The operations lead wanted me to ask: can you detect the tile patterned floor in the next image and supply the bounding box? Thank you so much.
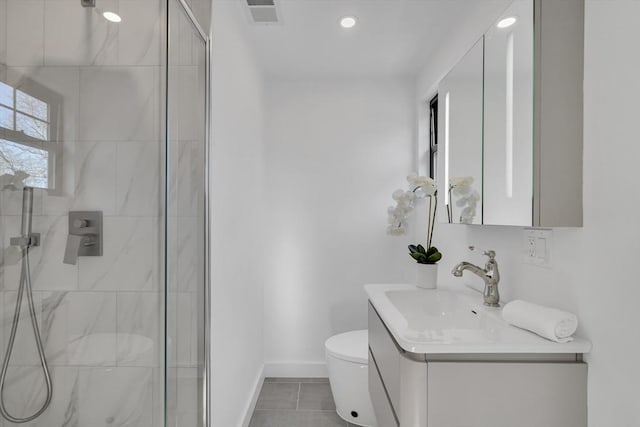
[249,378,361,427]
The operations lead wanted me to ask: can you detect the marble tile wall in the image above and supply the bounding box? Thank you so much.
[0,0,202,425]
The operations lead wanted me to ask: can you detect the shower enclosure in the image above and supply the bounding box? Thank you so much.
[0,0,210,425]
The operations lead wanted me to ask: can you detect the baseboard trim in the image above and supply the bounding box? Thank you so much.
[263,361,328,378]
[240,364,265,427]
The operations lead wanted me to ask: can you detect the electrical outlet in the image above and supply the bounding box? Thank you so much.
[523,228,552,267]
[527,235,536,257]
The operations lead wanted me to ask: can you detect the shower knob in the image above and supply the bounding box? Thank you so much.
[73,219,88,229]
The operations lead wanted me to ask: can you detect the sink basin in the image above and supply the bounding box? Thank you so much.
[365,284,592,354]
[385,289,503,344]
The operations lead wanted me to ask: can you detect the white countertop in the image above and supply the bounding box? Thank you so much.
[365,283,592,355]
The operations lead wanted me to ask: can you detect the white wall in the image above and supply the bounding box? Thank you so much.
[210,1,265,425]
[417,1,640,425]
[262,77,415,374]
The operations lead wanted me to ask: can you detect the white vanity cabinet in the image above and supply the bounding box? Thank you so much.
[368,302,588,427]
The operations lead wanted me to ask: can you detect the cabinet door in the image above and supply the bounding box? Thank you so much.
[368,350,399,427]
[483,0,534,226]
[368,304,401,410]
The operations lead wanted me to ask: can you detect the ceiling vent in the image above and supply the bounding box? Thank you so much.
[246,0,280,24]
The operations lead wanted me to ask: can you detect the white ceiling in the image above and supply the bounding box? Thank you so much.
[220,0,512,77]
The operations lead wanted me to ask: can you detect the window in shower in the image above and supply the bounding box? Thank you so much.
[0,78,62,191]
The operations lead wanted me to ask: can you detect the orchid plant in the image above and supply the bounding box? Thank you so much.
[387,172,442,264]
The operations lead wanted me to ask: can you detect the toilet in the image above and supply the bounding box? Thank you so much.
[325,330,377,427]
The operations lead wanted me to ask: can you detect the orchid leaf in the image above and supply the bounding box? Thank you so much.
[426,252,442,263]
[410,252,426,262]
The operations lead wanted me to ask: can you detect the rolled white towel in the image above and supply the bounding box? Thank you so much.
[502,300,578,343]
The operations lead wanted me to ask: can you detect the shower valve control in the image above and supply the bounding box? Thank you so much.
[63,211,103,265]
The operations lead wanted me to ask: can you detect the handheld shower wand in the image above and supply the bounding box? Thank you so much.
[20,187,34,238]
[0,187,53,423]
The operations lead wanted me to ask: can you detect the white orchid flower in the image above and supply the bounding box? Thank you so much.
[413,176,433,187]
[406,172,419,185]
[405,190,417,202]
[407,172,436,196]
[418,180,437,197]
[395,201,411,212]
[392,189,405,201]
[388,172,439,245]
[386,221,407,236]
[407,172,429,187]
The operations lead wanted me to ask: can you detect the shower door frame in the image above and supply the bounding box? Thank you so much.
[165,0,211,426]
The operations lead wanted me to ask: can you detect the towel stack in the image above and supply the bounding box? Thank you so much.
[502,300,578,343]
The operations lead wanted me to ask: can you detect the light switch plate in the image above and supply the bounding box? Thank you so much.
[523,228,552,268]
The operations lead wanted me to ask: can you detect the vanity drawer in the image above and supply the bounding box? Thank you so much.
[368,349,399,427]
[368,302,401,411]
[426,362,587,427]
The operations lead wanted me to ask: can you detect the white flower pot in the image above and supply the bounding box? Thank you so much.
[415,263,438,289]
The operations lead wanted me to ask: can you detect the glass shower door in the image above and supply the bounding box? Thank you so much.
[0,0,166,425]
[165,0,208,426]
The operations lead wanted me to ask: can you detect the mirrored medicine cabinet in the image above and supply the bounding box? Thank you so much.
[437,0,584,227]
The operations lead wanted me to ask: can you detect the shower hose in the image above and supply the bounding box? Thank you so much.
[0,244,53,423]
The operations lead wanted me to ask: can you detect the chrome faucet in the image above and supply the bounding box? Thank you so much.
[452,249,500,307]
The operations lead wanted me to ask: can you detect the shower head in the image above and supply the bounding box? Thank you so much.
[81,0,122,22]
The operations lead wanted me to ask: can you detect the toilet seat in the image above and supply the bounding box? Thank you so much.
[325,329,368,364]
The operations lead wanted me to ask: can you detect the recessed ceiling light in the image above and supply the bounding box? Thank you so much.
[339,16,357,29]
[103,11,122,23]
[497,16,517,29]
